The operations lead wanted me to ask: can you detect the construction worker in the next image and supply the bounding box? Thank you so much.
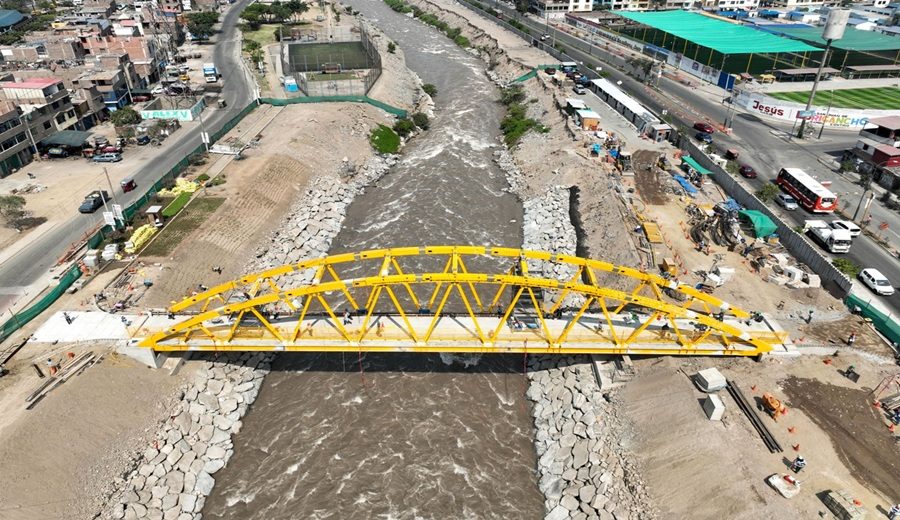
[889,504,900,520]
[847,332,857,346]
[790,455,806,473]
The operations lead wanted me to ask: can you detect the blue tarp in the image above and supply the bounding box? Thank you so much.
[673,175,698,195]
[723,198,742,212]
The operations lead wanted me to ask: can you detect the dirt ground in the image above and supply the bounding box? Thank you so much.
[783,376,900,501]
[623,354,899,520]
[0,345,187,520]
[632,149,667,206]
[133,102,388,308]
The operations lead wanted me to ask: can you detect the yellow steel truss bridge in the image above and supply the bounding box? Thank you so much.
[135,246,787,356]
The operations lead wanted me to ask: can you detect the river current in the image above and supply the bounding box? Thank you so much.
[203,0,542,517]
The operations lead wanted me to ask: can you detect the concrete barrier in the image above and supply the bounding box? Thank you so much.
[682,140,852,297]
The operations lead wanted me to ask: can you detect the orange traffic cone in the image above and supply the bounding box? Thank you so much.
[788,427,796,434]
[874,401,882,408]
[889,424,895,433]
[823,358,832,365]
[853,499,862,506]
[792,444,800,451]
[750,385,757,392]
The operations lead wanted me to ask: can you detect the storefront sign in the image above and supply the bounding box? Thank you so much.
[735,91,887,129]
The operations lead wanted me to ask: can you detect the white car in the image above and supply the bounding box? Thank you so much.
[151,85,165,94]
[831,220,861,237]
[859,268,895,296]
[775,193,798,211]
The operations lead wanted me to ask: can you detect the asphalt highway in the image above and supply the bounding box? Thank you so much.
[0,0,256,296]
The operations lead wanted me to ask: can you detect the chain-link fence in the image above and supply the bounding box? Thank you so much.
[283,24,381,97]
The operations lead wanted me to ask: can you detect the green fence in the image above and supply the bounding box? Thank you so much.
[0,101,260,345]
[0,93,404,344]
[260,95,408,118]
[845,293,900,347]
[0,264,82,343]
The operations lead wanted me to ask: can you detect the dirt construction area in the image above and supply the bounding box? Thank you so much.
[116,102,388,309]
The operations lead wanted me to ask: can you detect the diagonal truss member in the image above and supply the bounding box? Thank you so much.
[136,246,783,356]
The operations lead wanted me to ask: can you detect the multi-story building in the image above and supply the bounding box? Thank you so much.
[0,101,35,178]
[770,0,834,10]
[72,68,133,110]
[531,0,593,20]
[78,34,162,83]
[0,78,80,144]
[0,37,87,62]
[590,0,698,10]
[79,0,117,18]
[848,116,900,189]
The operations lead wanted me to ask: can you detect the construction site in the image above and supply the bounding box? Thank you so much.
[0,0,897,519]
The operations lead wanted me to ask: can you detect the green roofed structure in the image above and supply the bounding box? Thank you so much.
[761,26,900,71]
[610,10,824,76]
[613,10,819,54]
[738,210,777,238]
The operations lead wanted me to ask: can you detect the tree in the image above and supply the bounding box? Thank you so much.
[0,195,25,225]
[422,83,437,97]
[832,258,861,278]
[392,118,416,137]
[186,11,219,42]
[387,42,396,54]
[412,112,429,130]
[110,107,141,126]
[756,183,780,202]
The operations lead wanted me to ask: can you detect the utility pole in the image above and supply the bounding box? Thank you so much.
[817,89,834,140]
[797,9,848,139]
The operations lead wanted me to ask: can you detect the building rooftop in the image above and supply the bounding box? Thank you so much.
[0,9,25,28]
[0,78,61,90]
[868,115,900,131]
[612,10,821,54]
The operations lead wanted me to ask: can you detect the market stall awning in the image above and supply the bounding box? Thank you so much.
[39,130,92,148]
[739,209,777,238]
[682,156,712,175]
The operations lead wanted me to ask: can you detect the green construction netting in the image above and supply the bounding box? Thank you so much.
[682,156,712,175]
[738,209,777,238]
[613,10,821,55]
[845,293,900,346]
[767,26,900,52]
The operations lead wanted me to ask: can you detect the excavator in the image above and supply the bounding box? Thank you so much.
[761,392,787,422]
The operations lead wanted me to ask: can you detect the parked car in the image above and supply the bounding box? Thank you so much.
[775,193,798,210]
[136,135,151,146]
[544,67,556,75]
[540,33,550,41]
[132,95,151,102]
[859,268,895,296]
[830,220,861,237]
[738,165,757,179]
[93,152,122,163]
[78,190,110,213]
[695,132,713,144]
[151,85,165,94]
[573,85,586,95]
[693,122,714,134]
[44,147,69,159]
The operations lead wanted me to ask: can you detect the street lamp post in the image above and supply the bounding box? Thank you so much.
[797,9,849,139]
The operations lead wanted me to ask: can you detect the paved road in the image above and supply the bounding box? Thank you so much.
[488,4,900,314]
[0,0,255,299]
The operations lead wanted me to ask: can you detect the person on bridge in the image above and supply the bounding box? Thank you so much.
[790,455,806,473]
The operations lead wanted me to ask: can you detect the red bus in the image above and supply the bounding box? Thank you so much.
[775,167,837,213]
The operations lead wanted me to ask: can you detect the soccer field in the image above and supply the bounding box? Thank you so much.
[767,87,900,110]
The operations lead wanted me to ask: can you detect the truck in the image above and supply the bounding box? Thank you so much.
[203,62,218,83]
[804,220,852,254]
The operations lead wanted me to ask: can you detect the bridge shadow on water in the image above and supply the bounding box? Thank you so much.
[198,350,595,375]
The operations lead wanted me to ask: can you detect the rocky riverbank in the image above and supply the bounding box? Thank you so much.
[526,356,657,520]
[107,352,273,520]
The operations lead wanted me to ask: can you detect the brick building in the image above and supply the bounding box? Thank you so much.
[0,100,35,178]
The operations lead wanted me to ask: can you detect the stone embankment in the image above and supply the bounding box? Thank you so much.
[247,153,398,283]
[104,150,399,518]
[526,356,656,520]
[108,353,272,520]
